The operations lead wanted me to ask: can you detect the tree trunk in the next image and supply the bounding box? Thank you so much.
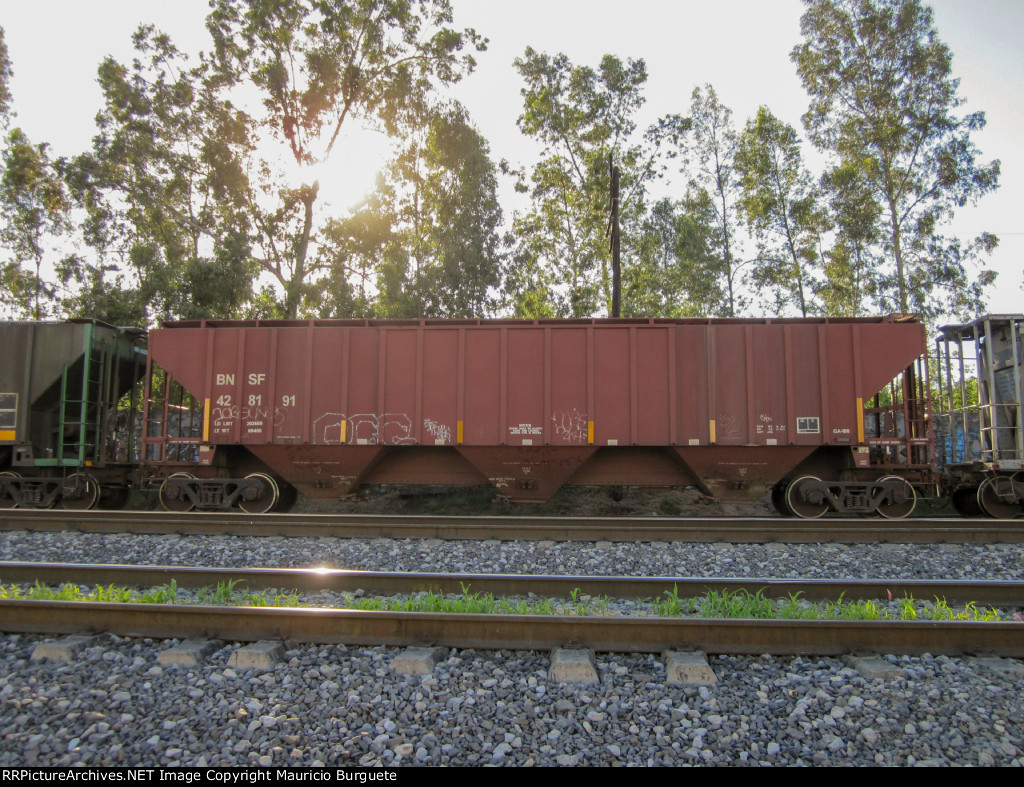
[284,185,319,319]
[887,198,907,313]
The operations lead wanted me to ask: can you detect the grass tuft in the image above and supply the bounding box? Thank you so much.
[0,578,1014,622]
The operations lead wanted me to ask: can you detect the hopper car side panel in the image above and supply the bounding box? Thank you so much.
[143,317,930,512]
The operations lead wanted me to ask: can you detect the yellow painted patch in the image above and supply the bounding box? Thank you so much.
[0,430,14,442]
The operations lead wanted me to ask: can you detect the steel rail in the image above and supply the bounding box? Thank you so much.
[2,510,1023,543]
[1,600,1022,657]
[3,562,1024,606]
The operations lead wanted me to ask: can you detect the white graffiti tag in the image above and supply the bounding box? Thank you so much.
[312,412,417,445]
[719,414,742,440]
[423,418,452,443]
[551,408,588,444]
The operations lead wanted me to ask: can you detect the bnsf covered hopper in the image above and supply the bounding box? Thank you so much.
[145,316,930,514]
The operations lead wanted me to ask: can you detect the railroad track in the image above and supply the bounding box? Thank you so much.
[3,561,1024,606]
[2,509,1023,542]
[1,562,1023,657]
[5,601,1024,657]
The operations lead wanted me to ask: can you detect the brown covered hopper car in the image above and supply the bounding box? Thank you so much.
[143,315,931,517]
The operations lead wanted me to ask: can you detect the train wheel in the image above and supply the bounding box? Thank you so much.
[239,473,280,514]
[951,487,982,517]
[160,473,197,512]
[771,484,794,517]
[784,476,830,519]
[875,476,916,519]
[0,471,20,509]
[977,477,1023,519]
[60,473,100,511]
[274,483,298,513]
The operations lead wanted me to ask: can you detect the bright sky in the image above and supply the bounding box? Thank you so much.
[4,0,1021,316]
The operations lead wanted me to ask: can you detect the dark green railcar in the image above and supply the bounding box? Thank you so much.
[0,319,147,509]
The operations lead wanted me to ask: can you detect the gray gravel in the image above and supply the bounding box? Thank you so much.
[0,636,1021,767]
[0,530,1021,580]
[0,530,1022,766]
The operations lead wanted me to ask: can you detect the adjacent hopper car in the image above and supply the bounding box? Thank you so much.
[0,320,146,510]
[1,314,1021,518]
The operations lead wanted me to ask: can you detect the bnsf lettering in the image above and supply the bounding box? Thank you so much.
[216,373,235,386]
[248,373,267,385]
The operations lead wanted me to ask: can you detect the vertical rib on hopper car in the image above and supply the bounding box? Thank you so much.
[143,315,931,516]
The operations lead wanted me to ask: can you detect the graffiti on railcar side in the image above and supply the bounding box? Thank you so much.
[551,408,588,443]
[424,418,452,443]
[210,404,286,436]
[312,412,418,445]
[380,413,417,444]
[719,414,742,440]
[212,404,271,425]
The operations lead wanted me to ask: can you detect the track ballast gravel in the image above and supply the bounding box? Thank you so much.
[0,530,1021,767]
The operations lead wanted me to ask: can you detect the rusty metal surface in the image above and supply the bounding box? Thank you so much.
[153,317,925,449]
[2,562,1024,606]
[1,599,1022,656]
[2,510,1023,543]
[147,318,928,502]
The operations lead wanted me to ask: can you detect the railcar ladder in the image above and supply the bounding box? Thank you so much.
[55,325,109,466]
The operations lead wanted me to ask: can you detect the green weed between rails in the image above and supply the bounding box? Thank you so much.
[336,588,1016,621]
[0,580,1014,621]
[697,589,776,619]
[653,585,691,617]
[138,579,178,604]
[0,579,307,608]
[244,589,305,608]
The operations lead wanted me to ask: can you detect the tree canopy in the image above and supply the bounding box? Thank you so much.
[735,106,825,317]
[204,0,485,318]
[0,2,1007,327]
[792,0,1000,319]
[508,49,677,317]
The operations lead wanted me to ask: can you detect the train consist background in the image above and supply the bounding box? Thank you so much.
[1,314,1021,518]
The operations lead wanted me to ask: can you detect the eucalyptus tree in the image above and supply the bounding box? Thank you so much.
[0,27,11,125]
[792,0,999,319]
[734,107,826,317]
[678,85,744,316]
[0,27,72,319]
[817,161,883,316]
[314,182,397,318]
[0,129,70,318]
[383,102,506,317]
[509,49,662,317]
[65,26,255,324]
[314,102,506,319]
[205,0,484,318]
[627,195,723,318]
